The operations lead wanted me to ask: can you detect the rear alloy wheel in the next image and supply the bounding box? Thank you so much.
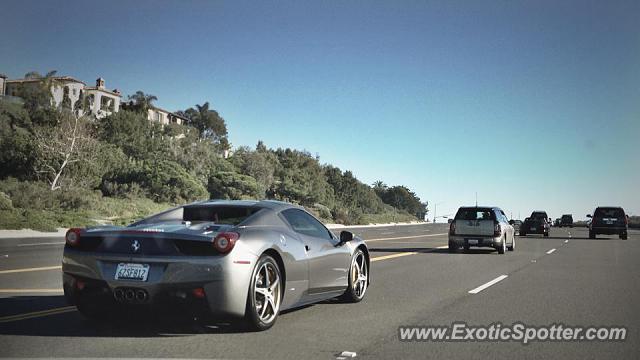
[497,237,506,254]
[508,235,515,251]
[342,249,368,303]
[245,255,282,331]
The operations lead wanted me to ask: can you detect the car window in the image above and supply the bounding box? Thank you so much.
[594,208,625,219]
[182,206,260,225]
[455,209,495,221]
[281,209,333,240]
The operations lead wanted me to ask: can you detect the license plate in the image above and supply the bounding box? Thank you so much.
[115,263,149,281]
[468,239,479,245]
[530,227,536,231]
[605,220,613,225]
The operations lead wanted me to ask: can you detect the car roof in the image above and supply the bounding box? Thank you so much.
[457,206,502,211]
[193,199,302,211]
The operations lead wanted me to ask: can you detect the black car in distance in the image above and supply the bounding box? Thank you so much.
[559,214,573,228]
[588,207,628,240]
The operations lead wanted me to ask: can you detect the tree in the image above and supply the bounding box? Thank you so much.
[0,100,37,180]
[181,102,229,148]
[127,91,158,113]
[208,171,261,200]
[97,110,166,159]
[33,111,97,190]
[18,70,60,125]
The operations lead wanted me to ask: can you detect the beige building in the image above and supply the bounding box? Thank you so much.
[147,105,188,126]
[0,74,6,96]
[83,78,121,119]
[2,75,121,119]
[4,76,86,110]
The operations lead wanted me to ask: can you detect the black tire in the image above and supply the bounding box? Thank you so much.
[507,236,515,251]
[520,232,526,236]
[341,248,368,303]
[620,234,627,240]
[448,241,457,253]
[589,231,596,239]
[463,244,470,252]
[543,232,549,237]
[497,237,506,254]
[245,255,282,331]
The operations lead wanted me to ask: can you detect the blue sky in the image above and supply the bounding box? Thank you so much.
[2,0,638,219]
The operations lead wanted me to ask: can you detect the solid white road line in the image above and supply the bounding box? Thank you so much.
[468,275,509,294]
[0,265,62,275]
[371,252,418,262]
[546,248,556,254]
[0,288,63,293]
[365,233,447,242]
[17,242,65,247]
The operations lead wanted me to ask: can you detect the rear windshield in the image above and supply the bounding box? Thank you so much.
[183,206,261,225]
[594,208,625,218]
[455,208,496,221]
[531,212,547,219]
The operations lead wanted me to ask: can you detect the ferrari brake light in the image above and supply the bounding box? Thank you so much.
[65,228,82,247]
[493,222,501,237]
[213,232,239,253]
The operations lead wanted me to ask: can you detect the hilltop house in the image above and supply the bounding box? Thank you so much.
[3,76,121,119]
[82,77,122,118]
[1,73,190,128]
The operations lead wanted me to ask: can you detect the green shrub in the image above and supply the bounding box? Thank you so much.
[0,179,59,210]
[208,171,261,200]
[102,159,208,203]
[0,192,12,210]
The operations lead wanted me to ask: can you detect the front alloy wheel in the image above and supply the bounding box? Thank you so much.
[342,249,368,302]
[245,255,282,331]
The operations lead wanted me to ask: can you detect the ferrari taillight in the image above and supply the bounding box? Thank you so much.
[213,232,239,253]
[65,228,82,247]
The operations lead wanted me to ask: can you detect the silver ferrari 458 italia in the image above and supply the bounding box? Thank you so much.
[62,200,370,330]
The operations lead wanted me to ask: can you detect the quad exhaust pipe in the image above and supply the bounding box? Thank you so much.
[113,287,148,303]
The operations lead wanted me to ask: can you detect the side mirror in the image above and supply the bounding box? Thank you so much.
[586,214,592,218]
[509,220,515,225]
[339,231,354,243]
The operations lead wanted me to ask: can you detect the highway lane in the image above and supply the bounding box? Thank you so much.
[0,224,638,359]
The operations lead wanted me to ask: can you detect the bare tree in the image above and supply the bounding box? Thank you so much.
[34,111,96,190]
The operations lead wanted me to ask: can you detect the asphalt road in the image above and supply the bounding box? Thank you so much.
[1,224,639,359]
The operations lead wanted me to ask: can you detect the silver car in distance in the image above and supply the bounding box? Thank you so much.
[62,200,370,331]
[448,206,515,254]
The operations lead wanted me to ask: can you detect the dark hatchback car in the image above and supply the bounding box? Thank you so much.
[588,207,628,239]
[560,214,573,228]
